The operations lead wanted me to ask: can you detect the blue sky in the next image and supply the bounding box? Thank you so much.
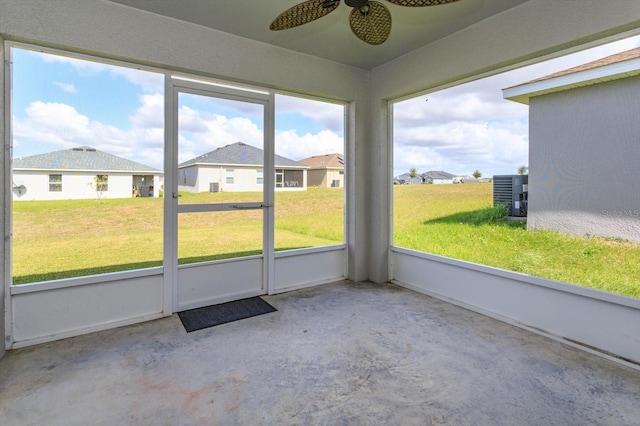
[11,49,345,170]
[10,34,640,176]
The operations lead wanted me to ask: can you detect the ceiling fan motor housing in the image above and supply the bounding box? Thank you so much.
[345,0,370,8]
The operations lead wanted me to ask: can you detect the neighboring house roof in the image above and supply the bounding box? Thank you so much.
[394,173,411,181]
[12,146,160,173]
[421,170,455,180]
[503,47,640,104]
[298,153,344,170]
[179,142,306,169]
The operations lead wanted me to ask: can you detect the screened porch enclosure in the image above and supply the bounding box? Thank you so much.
[1,0,639,374]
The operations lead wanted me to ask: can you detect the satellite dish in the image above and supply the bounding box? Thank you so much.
[12,182,27,197]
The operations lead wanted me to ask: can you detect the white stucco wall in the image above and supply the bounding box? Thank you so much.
[178,165,308,193]
[308,169,345,188]
[425,178,453,184]
[327,169,344,188]
[200,166,262,193]
[528,75,640,243]
[12,171,143,200]
[178,166,200,189]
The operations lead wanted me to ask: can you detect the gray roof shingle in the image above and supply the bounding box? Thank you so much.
[12,146,160,173]
[421,171,455,179]
[508,47,640,88]
[179,142,306,169]
[298,153,344,169]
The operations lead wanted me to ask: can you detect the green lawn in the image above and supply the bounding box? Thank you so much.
[12,185,640,299]
[394,184,640,298]
[11,189,344,284]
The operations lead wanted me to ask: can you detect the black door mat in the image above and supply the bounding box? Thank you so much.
[178,296,277,333]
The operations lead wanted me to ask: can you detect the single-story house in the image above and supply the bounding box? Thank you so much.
[394,173,422,185]
[454,175,479,184]
[421,170,455,184]
[178,142,308,192]
[298,153,344,188]
[503,48,640,243]
[12,146,162,201]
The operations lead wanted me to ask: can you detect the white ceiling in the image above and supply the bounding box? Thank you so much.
[106,0,527,70]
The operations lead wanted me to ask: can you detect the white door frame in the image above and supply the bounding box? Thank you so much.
[163,74,275,314]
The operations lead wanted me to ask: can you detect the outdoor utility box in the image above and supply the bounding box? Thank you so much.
[209,182,220,193]
[493,174,528,217]
[139,185,151,197]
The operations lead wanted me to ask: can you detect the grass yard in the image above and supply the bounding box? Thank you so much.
[394,184,640,298]
[11,189,344,284]
[12,185,640,299]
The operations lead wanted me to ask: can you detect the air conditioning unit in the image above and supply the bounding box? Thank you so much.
[493,175,528,217]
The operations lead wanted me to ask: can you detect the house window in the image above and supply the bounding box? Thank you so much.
[95,175,108,192]
[226,169,234,184]
[256,169,263,185]
[49,174,62,192]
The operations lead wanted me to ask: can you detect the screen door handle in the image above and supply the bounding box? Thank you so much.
[232,204,263,210]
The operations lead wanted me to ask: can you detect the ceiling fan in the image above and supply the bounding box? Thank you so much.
[270,0,462,46]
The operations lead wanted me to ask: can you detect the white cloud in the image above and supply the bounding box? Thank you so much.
[176,107,264,164]
[13,97,165,169]
[276,94,344,134]
[54,82,77,94]
[394,119,528,177]
[129,94,164,129]
[392,35,640,178]
[12,94,344,169]
[38,51,163,93]
[273,94,345,161]
[276,129,344,161]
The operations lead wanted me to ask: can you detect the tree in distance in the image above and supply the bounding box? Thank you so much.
[472,169,482,179]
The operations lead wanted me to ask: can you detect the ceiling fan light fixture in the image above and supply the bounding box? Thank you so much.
[358,4,371,16]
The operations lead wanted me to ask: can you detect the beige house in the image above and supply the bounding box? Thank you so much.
[298,153,344,188]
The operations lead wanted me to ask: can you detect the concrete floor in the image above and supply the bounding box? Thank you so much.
[1,281,639,425]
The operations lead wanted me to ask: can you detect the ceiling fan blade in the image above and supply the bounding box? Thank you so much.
[349,1,391,45]
[385,0,461,7]
[270,0,340,31]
